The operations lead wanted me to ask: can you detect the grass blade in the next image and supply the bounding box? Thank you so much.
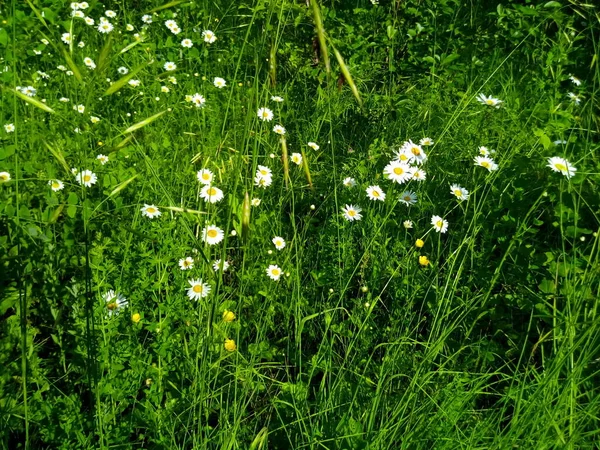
[280,136,290,189]
[310,0,331,76]
[105,60,153,96]
[109,174,138,198]
[124,110,167,134]
[43,141,70,174]
[10,88,55,114]
[146,1,191,13]
[331,45,363,107]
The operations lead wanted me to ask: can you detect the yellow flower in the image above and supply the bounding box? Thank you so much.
[224,339,236,352]
[419,255,430,266]
[131,313,141,323]
[223,310,235,322]
[415,239,424,248]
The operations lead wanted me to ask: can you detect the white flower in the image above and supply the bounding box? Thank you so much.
[403,220,413,229]
[70,2,80,10]
[196,169,214,185]
[257,107,274,121]
[419,137,434,146]
[202,225,225,245]
[41,38,49,45]
[474,156,498,172]
[98,21,114,33]
[141,204,161,218]
[142,15,152,24]
[342,204,362,222]
[48,179,64,191]
[4,123,15,133]
[84,57,96,69]
[181,38,193,48]
[272,236,286,250]
[179,256,194,270]
[76,170,97,187]
[402,140,427,164]
[476,93,503,108]
[290,153,302,165]
[273,124,286,135]
[366,185,385,201]
[59,97,70,102]
[161,86,170,93]
[213,259,230,272]
[199,185,224,203]
[398,190,417,205]
[164,62,176,71]
[271,95,284,102]
[0,172,11,182]
[307,142,319,150]
[343,177,356,188]
[186,279,211,300]
[19,86,37,97]
[118,66,129,75]
[96,154,109,165]
[103,290,128,316]
[128,79,141,87]
[191,93,206,108]
[105,10,116,18]
[213,77,226,88]
[567,92,582,105]
[384,160,412,184]
[61,33,72,44]
[72,10,84,18]
[165,19,177,29]
[256,165,272,178]
[431,215,448,233]
[84,16,94,25]
[251,198,261,207]
[266,264,282,281]
[202,30,216,43]
[450,184,469,201]
[75,104,85,113]
[478,146,490,156]
[78,41,85,48]
[547,156,577,179]
[126,24,134,31]
[90,116,100,124]
[569,75,581,86]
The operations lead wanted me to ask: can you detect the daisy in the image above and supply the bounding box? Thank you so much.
[199,185,224,203]
[90,116,100,124]
[96,154,109,165]
[474,156,498,172]
[343,177,356,188]
[271,95,284,103]
[366,185,385,201]
[273,124,286,135]
[76,170,97,187]
[60,97,70,102]
[478,146,490,156]
[171,27,181,35]
[105,10,116,18]
[567,92,582,105]
[411,168,427,181]
[450,184,469,201]
[394,146,412,163]
[547,156,577,179]
[290,153,302,165]
[255,174,272,188]
[398,190,417,206]
[476,93,503,108]
[272,236,286,250]
[181,38,193,48]
[118,66,128,75]
[569,75,582,86]
[164,62,176,71]
[61,33,72,44]
[403,140,427,164]
[307,142,319,150]
[165,19,177,29]
[202,225,225,245]
[419,137,434,146]
[97,21,113,33]
[202,30,216,43]
[213,259,230,272]
[128,79,141,87]
[103,290,128,316]
[256,165,272,178]
[141,204,161,218]
[257,107,274,121]
[197,169,214,184]
[403,220,413,229]
[213,77,226,88]
[49,179,64,191]
[84,17,94,25]
[342,204,362,221]
[0,172,11,182]
[126,24,134,31]
[168,76,177,84]
[70,2,80,10]
[251,198,261,207]
[187,279,211,300]
[431,215,448,233]
[142,14,152,24]
[4,123,14,133]
[384,161,412,184]
[20,86,37,97]
[161,86,170,93]
[191,93,205,108]
[179,256,194,270]
[72,10,84,18]
[266,264,282,281]
[79,2,89,8]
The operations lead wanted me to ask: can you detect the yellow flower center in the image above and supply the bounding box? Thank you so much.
[207,229,218,238]
[272,269,280,276]
[454,190,462,197]
[83,175,91,182]
[262,111,269,118]
[52,182,60,189]
[202,173,210,180]
[436,220,443,228]
[193,285,202,293]
[411,147,421,155]
[486,99,494,105]
[1,174,9,181]
[207,187,217,196]
[348,209,356,217]
[372,190,379,197]
[147,207,156,214]
[555,163,567,171]
[107,302,117,310]
[399,154,408,161]
[404,196,411,201]
[481,161,490,168]
[393,167,404,175]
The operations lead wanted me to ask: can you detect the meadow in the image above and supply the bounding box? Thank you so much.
[1,0,599,448]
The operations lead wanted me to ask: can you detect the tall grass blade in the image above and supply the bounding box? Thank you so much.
[105,60,153,96]
[331,45,363,107]
[10,89,55,114]
[310,0,331,76]
[123,110,167,134]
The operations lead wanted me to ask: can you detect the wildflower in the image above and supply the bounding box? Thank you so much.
[142,15,152,24]
[131,313,141,323]
[105,10,116,18]
[79,2,89,8]
[567,92,582,105]
[161,86,170,93]
[164,62,176,71]
[76,170,97,187]
[224,338,236,352]
[118,66,129,75]
[202,225,225,245]
[213,77,226,88]
[90,116,100,124]
[343,177,356,188]
[272,236,286,250]
[403,220,413,229]
[450,184,469,201]
[70,2,81,9]
[60,97,70,102]
[251,198,261,207]
[96,154,109,165]
[402,140,427,164]
[165,19,177,29]
[181,38,193,48]
[398,190,417,206]
[290,153,302,165]
[19,86,37,97]
[49,179,64,191]
[78,41,85,48]
[273,124,286,135]
[366,185,385,202]
[419,137,434,146]
[255,174,272,188]
[202,30,216,43]
[128,79,141,87]
[342,204,362,221]
[307,142,319,150]
[256,165,272,178]
[266,264,282,281]
[4,123,14,133]
[476,93,503,108]
[213,259,230,272]
[257,107,274,121]
[61,33,72,44]
[0,172,11,182]
[187,279,211,300]
[72,10,84,18]
[141,204,161,218]
[179,256,194,270]
[474,156,498,172]
[418,255,430,266]
[411,168,427,181]
[547,156,577,179]
[271,95,284,102]
[168,76,177,84]
[478,146,490,156]
[384,161,412,184]
[223,310,235,322]
[98,21,114,33]
[415,239,424,248]
[126,24,134,31]
[41,38,49,45]
[569,75,581,86]
[103,290,128,316]
[431,215,448,233]
[84,17,94,25]
[200,185,224,203]
[197,169,214,185]
[191,93,206,108]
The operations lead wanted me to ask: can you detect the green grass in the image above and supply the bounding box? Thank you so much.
[1,0,599,448]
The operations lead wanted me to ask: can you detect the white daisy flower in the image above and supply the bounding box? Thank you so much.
[179,256,194,270]
[126,24,134,31]
[84,57,96,69]
[384,160,412,184]
[191,93,206,108]
[84,16,94,25]
[213,259,230,272]
[266,264,282,281]
[343,177,356,188]
[202,225,225,245]
[307,142,319,150]
[431,215,448,233]
[117,66,129,75]
[251,198,261,207]
[4,123,15,133]
[165,19,177,29]
[181,38,193,48]
[61,33,72,44]
[411,168,427,181]
[164,62,176,71]
[547,156,577,179]
[273,125,286,135]
[96,154,109,165]
[79,2,89,9]
[186,279,211,300]
[75,104,85,113]
[272,236,286,250]
[569,75,581,86]
[403,140,427,164]
[78,41,85,48]
[567,92,582,105]
[196,169,214,185]
[202,30,216,43]
[76,170,97,187]
[419,137,434,146]
[49,179,64,191]
[90,116,100,124]
[199,185,224,203]
[98,21,114,33]
[105,10,116,18]
[476,93,503,108]
[342,204,362,222]
[72,10,84,18]
[403,220,413,229]
[478,146,490,156]
[128,79,141,87]
[103,290,128,316]
[271,95,284,102]
[256,165,272,178]
[474,156,498,172]
[366,185,385,201]
[141,204,161,218]
[70,2,80,10]
[59,97,70,102]
[257,107,274,121]
[142,14,152,24]
[161,86,170,93]
[255,174,273,188]
[213,77,226,88]
[398,191,417,206]
[0,172,11,182]
[290,153,302,165]
[450,184,469,201]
